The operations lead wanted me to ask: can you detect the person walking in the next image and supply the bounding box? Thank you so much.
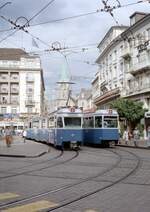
[22,129,27,143]
[5,127,13,147]
[133,127,140,147]
[123,128,129,145]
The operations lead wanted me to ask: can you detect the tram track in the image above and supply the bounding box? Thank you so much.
[0,147,139,211]
[1,147,62,173]
[45,148,141,211]
[0,149,79,180]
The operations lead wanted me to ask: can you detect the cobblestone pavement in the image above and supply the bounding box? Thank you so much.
[0,146,150,212]
[0,136,49,156]
[118,138,149,148]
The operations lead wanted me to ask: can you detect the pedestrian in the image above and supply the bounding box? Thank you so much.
[123,128,129,145]
[5,126,13,147]
[22,129,27,143]
[133,127,140,147]
[147,126,150,148]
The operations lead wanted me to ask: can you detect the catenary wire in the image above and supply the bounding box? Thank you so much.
[0,0,148,33]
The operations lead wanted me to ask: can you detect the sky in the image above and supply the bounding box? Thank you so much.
[0,0,149,100]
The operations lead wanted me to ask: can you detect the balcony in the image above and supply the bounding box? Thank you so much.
[26,77,34,82]
[11,88,19,93]
[130,60,150,75]
[94,88,120,106]
[121,47,131,61]
[10,76,19,82]
[0,100,8,105]
[25,100,35,106]
[0,88,8,93]
[11,100,19,105]
[126,83,150,96]
[0,76,8,82]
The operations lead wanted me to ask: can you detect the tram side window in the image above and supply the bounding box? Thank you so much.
[84,117,93,128]
[49,117,55,128]
[103,116,118,128]
[95,116,102,128]
[57,117,63,128]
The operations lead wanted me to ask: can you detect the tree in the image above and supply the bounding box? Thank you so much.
[111,98,147,131]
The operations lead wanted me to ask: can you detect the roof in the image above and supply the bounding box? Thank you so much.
[97,26,128,49]
[130,11,148,19]
[0,48,27,60]
[96,12,150,62]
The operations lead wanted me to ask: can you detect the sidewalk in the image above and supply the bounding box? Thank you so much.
[117,138,150,149]
[0,136,49,157]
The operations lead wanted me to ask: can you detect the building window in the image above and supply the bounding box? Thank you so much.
[1,107,6,114]
[11,107,17,114]
[27,106,33,113]
[2,96,7,104]
[26,73,34,81]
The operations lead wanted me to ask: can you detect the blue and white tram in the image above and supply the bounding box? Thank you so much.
[48,107,83,149]
[84,109,119,147]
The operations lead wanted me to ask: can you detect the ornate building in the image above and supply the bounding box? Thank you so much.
[93,12,150,110]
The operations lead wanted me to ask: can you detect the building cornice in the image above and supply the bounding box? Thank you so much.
[0,68,42,71]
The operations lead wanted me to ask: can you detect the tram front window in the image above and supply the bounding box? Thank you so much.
[64,117,81,128]
[103,116,118,128]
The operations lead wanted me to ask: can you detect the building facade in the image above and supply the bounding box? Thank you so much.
[0,48,45,127]
[76,88,95,112]
[93,12,150,110]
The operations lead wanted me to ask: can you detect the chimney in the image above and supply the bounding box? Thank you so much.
[130,12,147,26]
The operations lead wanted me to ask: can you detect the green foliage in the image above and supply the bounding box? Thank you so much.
[111,98,147,129]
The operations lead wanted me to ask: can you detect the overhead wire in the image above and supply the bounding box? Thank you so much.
[0,0,148,33]
[25,0,56,25]
[0,0,57,47]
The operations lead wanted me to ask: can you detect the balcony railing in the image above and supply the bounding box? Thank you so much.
[11,100,19,105]
[94,88,120,105]
[26,77,34,82]
[126,83,150,96]
[0,88,8,93]
[0,101,8,104]
[131,60,150,75]
[11,88,19,93]
[0,76,8,81]
[10,76,19,81]
[25,100,35,106]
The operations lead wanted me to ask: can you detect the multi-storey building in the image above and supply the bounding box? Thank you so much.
[76,88,95,112]
[93,12,150,110]
[0,48,45,127]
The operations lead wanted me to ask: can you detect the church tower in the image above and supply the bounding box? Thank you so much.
[56,61,74,108]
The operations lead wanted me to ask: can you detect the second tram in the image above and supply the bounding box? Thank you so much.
[83,109,119,147]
